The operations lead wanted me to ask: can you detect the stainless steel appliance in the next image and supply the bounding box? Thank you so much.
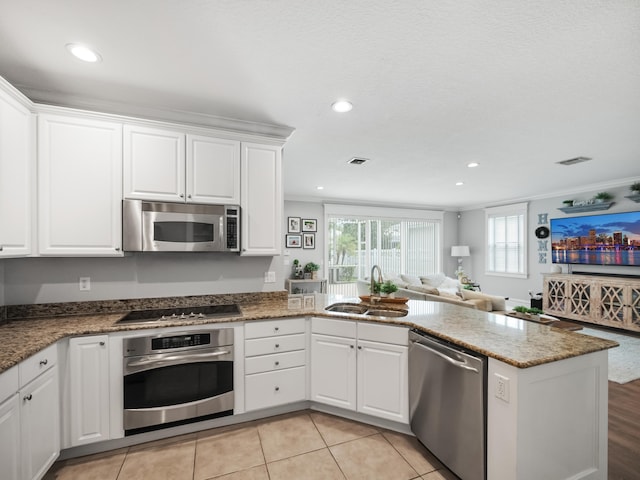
[122,199,240,252]
[123,328,234,435]
[409,330,487,480]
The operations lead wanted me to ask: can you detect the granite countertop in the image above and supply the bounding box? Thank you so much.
[0,294,618,375]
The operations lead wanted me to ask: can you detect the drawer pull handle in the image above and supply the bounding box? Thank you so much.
[358,346,362,350]
[275,361,280,366]
[274,326,279,331]
[350,345,354,349]
[275,344,280,348]
[100,341,105,346]
[39,359,48,366]
[24,394,32,402]
[275,386,280,392]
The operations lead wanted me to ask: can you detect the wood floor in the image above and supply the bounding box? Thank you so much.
[608,378,640,480]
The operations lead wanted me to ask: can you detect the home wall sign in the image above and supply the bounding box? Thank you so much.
[536,213,549,264]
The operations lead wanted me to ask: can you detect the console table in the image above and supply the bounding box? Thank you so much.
[543,273,640,332]
[285,278,327,294]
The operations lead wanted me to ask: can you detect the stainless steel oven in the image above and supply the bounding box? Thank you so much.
[123,328,234,435]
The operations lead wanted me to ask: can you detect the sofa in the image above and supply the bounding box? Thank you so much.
[356,272,507,314]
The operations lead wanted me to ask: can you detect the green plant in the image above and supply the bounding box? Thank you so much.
[528,307,544,315]
[380,280,398,295]
[293,259,299,266]
[630,182,640,193]
[594,191,613,201]
[513,306,544,315]
[370,281,382,294]
[304,262,319,273]
[562,200,574,206]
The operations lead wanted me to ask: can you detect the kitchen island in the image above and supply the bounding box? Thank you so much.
[0,293,616,480]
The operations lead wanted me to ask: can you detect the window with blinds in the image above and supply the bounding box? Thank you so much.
[485,202,528,278]
[326,213,441,284]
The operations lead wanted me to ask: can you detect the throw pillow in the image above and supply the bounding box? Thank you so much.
[440,276,461,290]
[384,272,409,288]
[420,273,446,287]
[437,287,459,296]
[407,285,439,295]
[439,291,460,300]
[460,289,506,312]
[400,274,422,286]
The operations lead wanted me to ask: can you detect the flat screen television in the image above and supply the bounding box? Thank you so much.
[550,210,640,266]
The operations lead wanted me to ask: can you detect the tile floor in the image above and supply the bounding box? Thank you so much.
[44,410,460,480]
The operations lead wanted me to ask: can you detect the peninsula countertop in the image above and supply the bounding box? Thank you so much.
[0,294,617,375]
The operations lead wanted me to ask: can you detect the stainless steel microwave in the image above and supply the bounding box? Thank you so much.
[122,200,240,252]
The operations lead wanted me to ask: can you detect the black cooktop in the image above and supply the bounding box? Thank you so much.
[117,304,242,324]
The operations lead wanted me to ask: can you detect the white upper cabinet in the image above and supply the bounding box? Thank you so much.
[187,134,240,204]
[124,125,240,205]
[240,142,282,256]
[0,82,34,258]
[38,113,123,256]
[123,124,186,202]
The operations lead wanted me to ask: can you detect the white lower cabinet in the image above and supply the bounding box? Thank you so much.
[69,336,110,446]
[311,318,409,423]
[244,318,307,411]
[0,393,21,480]
[20,367,59,480]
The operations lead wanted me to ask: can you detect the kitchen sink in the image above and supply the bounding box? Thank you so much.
[324,303,407,319]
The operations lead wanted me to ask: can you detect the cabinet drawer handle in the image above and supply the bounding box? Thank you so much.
[115,247,120,251]
[23,394,32,402]
[275,386,280,392]
[275,361,280,366]
[350,345,354,349]
[100,341,105,346]
[274,327,279,332]
[275,344,280,348]
[358,346,362,350]
[39,359,48,366]
[180,193,184,198]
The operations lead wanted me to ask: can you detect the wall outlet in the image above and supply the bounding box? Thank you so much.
[79,277,91,291]
[494,373,510,403]
[264,271,276,283]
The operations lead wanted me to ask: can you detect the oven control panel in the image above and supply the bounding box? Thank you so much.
[151,333,210,350]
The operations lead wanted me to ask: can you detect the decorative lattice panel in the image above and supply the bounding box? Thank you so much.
[599,285,625,324]
[629,287,640,330]
[569,283,591,316]
[547,280,566,312]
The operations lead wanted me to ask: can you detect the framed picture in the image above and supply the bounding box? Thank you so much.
[303,294,315,310]
[286,234,302,248]
[303,233,315,249]
[288,295,302,309]
[288,217,301,233]
[302,218,317,232]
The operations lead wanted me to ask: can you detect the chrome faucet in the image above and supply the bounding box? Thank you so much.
[370,265,383,302]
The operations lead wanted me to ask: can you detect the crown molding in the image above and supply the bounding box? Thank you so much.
[15,84,295,141]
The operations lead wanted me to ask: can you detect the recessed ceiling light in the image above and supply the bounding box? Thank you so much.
[316,186,324,190]
[455,182,464,186]
[66,44,102,63]
[467,162,480,168]
[331,100,353,113]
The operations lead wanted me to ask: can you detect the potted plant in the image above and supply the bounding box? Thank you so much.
[370,281,382,295]
[630,182,640,194]
[304,262,320,279]
[380,280,399,298]
[292,259,303,279]
[593,191,613,203]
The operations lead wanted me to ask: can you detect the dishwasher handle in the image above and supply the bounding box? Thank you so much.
[410,339,479,374]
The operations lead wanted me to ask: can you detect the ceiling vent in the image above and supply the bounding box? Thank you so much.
[556,156,592,166]
[348,157,369,165]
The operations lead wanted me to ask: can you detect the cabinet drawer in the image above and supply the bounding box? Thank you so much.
[358,322,408,346]
[245,366,306,411]
[245,334,305,357]
[245,350,306,375]
[312,317,356,338]
[0,365,19,403]
[19,343,57,387]
[245,318,306,339]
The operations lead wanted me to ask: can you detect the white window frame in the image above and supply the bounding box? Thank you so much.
[485,202,528,278]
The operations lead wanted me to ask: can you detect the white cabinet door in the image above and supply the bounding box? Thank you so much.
[310,334,356,410]
[69,336,110,447]
[0,88,33,258]
[38,114,123,256]
[240,142,282,256]
[357,339,408,423]
[123,124,185,202]
[21,366,59,480]
[0,394,21,480]
[187,134,240,204]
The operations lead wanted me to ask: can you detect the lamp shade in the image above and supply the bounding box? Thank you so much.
[451,245,470,257]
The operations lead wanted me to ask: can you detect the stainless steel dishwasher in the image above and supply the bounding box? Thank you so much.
[409,329,487,480]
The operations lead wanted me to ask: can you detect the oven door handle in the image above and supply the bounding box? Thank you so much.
[127,350,231,367]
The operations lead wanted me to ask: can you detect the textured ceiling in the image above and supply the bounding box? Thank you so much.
[1,0,639,209]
